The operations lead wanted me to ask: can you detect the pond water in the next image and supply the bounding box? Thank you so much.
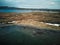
[0,9,59,13]
[0,25,60,45]
[0,9,33,13]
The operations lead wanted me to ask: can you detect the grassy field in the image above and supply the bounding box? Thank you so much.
[0,12,60,30]
[0,12,60,23]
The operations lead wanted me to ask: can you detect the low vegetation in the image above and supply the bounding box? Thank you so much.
[0,12,60,30]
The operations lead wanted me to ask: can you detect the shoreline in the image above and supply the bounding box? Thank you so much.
[0,20,60,30]
[15,23,60,30]
[0,24,14,27]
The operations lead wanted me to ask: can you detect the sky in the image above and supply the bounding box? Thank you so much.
[0,0,60,9]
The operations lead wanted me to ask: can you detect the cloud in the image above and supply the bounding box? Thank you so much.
[49,1,56,5]
[5,0,26,2]
[5,0,12,2]
[0,0,60,9]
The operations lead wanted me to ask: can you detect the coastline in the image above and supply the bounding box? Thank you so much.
[0,20,60,30]
[0,24,14,27]
[13,20,60,30]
